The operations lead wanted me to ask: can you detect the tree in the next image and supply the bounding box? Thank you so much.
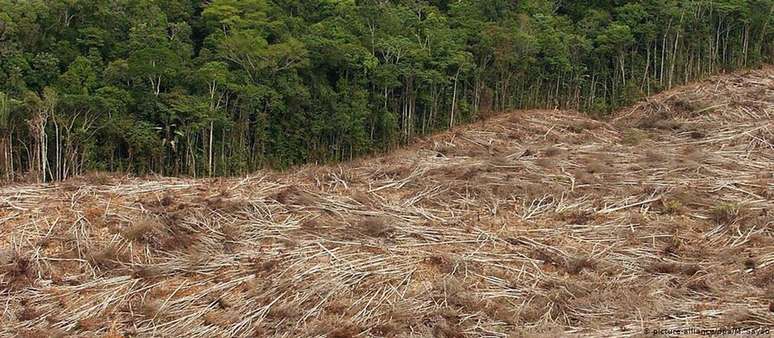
[0,0,770,181]
[0,92,18,179]
[23,88,57,182]
[129,47,183,96]
[58,56,97,95]
[197,61,230,175]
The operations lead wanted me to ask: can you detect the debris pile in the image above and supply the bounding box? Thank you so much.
[1,67,772,337]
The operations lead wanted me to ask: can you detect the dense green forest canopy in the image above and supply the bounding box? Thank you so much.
[0,0,771,181]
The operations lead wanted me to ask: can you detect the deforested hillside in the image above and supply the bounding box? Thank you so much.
[0,68,772,337]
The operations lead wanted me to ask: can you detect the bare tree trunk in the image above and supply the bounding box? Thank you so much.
[743,24,749,66]
[669,24,682,89]
[40,120,48,183]
[450,69,460,129]
[7,131,13,181]
[208,121,214,177]
[642,43,651,92]
[0,136,7,180]
[660,18,673,86]
[53,118,61,181]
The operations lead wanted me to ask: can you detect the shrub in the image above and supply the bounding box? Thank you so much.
[661,199,684,215]
[711,203,743,225]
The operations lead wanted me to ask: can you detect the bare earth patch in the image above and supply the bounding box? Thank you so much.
[1,67,772,337]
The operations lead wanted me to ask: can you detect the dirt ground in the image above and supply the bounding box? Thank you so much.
[1,67,772,337]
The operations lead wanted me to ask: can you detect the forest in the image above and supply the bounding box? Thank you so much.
[0,0,772,181]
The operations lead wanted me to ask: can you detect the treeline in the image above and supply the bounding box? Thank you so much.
[0,0,771,181]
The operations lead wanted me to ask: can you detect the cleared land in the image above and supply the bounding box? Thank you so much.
[1,68,772,337]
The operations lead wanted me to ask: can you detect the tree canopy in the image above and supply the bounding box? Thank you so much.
[0,0,771,181]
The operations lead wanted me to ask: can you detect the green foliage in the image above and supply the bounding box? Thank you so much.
[711,202,746,225]
[57,57,97,95]
[0,92,15,130]
[0,0,770,180]
[661,199,684,215]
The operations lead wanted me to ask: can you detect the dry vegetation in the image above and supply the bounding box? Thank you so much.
[1,68,772,337]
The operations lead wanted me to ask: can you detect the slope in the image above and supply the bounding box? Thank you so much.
[0,67,772,337]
